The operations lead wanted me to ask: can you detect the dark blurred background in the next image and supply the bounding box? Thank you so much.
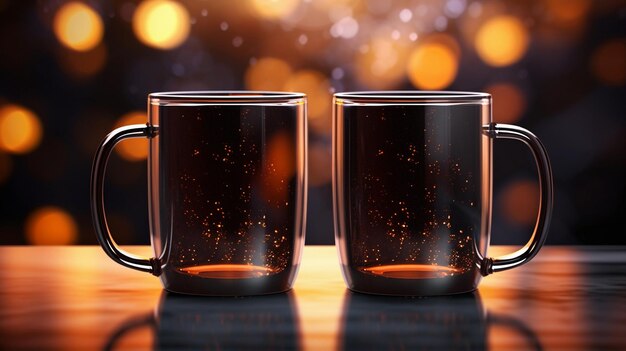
[0,0,624,246]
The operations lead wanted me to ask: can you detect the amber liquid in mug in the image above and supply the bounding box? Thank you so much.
[152,104,302,294]
[336,104,486,294]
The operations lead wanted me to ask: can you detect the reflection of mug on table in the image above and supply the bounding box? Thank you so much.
[105,291,300,350]
[340,291,542,351]
[91,92,307,295]
[333,91,553,295]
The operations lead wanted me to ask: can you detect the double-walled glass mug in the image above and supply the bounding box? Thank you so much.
[91,91,308,296]
[333,91,553,296]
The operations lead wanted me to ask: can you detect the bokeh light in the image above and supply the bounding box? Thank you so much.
[245,57,293,91]
[56,42,107,79]
[545,0,591,23]
[251,0,299,20]
[485,82,526,123]
[407,38,459,90]
[283,70,331,125]
[53,2,104,52]
[475,15,529,67]
[262,131,295,202]
[0,104,43,154]
[114,112,148,161]
[500,180,539,225]
[355,36,411,89]
[0,152,12,184]
[590,39,626,86]
[132,0,190,50]
[25,206,78,245]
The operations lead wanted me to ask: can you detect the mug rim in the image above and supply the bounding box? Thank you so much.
[334,91,491,104]
[149,91,306,104]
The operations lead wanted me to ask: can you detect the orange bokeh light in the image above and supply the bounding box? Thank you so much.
[245,57,293,91]
[57,42,107,79]
[283,70,330,121]
[53,2,104,52]
[590,39,626,86]
[475,15,529,67]
[485,82,526,123]
[0,104,43,154]
[500,180,539,225]
[251,0,299,20]
[114,112,148,161]
[25,206,78,245]
[262,131,295,203]
[407,40,459,90]
[133,0,190,50]
[545,0,591,22]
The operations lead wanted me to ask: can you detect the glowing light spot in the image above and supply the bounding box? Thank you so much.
[132,0,190,50]
[57,42,107,79]
[407,42,458,90]
[283,70,330,121]
[445,0,467,18]
[590,39,626,86]
[262,132,295,202]
[114,112,148,161]
[25,207,78,245]
[355,36,411,89]
[399,9,413,22]
[245,57,292,91]
[475,16,529,67]
[53,2,104,52]
[251,0,299,20]
[485,82,526,123]
[0,104,43,154]
[330,16,359,39]
[500,180,539,225]
[0,152,12,184]
[545,0,590,22]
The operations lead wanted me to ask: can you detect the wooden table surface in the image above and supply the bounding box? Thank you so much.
[0,246,624,350]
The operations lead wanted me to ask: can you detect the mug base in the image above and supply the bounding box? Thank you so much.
[342,265,481,296]
[160,266,296,296]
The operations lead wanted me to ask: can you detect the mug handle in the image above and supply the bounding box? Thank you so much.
[481,123,554,275]
[90,123,160,275]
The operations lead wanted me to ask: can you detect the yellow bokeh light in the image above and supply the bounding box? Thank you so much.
[485,82,526,123]
[475,15,529,67]
[53,2,104,52]
[251,0,299,20]
[25,206,78,245]
[0,104,43,154]
[133,0,190,50]
[355,37,411,89]
[407,42,459,90]
[245,57,293,91]
[114,112,148,161]
[590,39,626,86]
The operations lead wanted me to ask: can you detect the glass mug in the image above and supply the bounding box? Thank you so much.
[333,91,553,296]
[91,91,308,296]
